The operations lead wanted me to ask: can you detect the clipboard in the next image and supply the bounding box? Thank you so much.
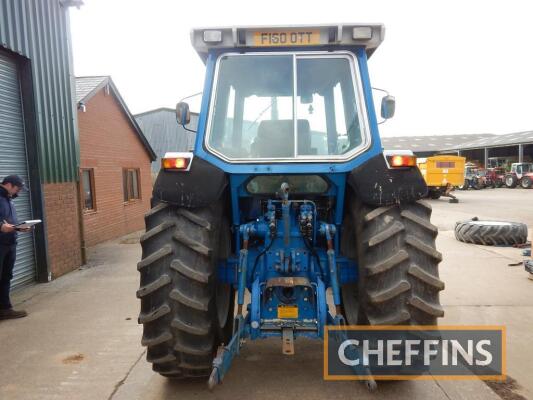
[15,220,42,229]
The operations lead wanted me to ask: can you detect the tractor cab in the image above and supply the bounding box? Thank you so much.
[176,24,393,173]
[506,163,533,188]
[511,162,533,176]
[139,24,443,390]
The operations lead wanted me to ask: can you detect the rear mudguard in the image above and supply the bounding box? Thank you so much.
[152,157,228,208]
[347,153,427,206]
[152,153,426,208]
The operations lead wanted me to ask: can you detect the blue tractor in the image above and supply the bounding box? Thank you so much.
[137,24,444,389]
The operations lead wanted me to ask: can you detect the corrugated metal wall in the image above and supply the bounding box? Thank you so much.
[0,0,79,183]
[0,52,37,288]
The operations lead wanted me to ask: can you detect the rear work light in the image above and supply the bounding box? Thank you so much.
[383,150,417,168]
[203,30,223,43]
[162,152,193,171]
[352,26,373,40]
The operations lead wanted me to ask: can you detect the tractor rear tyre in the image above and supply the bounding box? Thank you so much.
[521,176,532,189]
[455,219,528,246]
[505,175,517,188]
[137,202,234,379]
[342,200,444,326]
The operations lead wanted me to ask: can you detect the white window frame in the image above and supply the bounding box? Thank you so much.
[204,51,372,163]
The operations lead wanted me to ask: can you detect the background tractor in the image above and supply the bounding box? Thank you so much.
[137,24,444,389]
[486,166,506,188]
[505,162,533,188]
[458,162,484,190]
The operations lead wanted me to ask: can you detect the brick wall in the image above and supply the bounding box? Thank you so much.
[43,182,83,278]
[78,88,152,247]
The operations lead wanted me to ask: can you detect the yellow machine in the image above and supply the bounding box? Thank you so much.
[417,155,466,202]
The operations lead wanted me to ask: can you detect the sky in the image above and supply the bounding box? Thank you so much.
[69,0,533,137]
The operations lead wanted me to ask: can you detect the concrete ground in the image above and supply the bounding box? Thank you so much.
[0,188,532,400]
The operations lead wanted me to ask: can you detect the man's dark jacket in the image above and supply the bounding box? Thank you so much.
[0,186,18,245]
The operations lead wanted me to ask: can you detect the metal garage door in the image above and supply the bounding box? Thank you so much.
[0,52,36,289]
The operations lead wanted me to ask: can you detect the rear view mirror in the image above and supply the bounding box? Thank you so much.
[381,95,395,119]
[176,102,191,126]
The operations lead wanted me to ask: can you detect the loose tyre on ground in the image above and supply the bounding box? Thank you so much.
[455,219,528,246]
[341,199,444,326]
[137,202,234,378]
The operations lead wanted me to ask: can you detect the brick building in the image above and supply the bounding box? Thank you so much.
[76,77,156,247]
[0,2,156,289]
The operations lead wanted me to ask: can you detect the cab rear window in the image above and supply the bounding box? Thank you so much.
[206,53,366,161]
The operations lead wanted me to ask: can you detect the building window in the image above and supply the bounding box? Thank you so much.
[81,169,96,211]
[123,168,141,202]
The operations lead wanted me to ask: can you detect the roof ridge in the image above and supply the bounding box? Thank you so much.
[134,107,200,118]
[134,107,175,117]
[75,75,110,79]
[497,130,533,135]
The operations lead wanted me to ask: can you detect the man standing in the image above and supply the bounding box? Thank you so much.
[0,175,30,319]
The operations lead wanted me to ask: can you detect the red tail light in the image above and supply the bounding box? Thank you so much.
[161,152,193,171]
[389,155,417,168]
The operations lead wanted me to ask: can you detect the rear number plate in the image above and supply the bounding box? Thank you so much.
[253,30,320,47]
[277,305,298,319]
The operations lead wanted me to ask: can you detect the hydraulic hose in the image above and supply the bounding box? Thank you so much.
[303,236,324,277]
[250,237,275,279]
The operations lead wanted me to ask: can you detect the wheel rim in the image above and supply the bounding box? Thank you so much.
[215,283,231,328]
[522,178,531,188]
[341,283,361,325]
[506,177,513,186]
[215,220,233,330]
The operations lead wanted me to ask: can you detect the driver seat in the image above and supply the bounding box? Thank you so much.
[252,119,311,158]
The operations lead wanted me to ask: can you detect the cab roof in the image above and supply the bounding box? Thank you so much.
[190,23,385,63]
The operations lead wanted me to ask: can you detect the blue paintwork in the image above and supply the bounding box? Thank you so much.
[195,45,384,386]
[209,314,248,388]
[220,191,357,338]
[193,46,383,175]
[250,278,261,339]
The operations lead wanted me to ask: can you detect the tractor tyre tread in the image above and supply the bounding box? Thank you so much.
[138,201,232,379]
[343,200,444,326]
[454,220,528,246]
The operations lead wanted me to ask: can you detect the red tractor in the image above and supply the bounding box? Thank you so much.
[505,162,533,188]
[486,167,506,188]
